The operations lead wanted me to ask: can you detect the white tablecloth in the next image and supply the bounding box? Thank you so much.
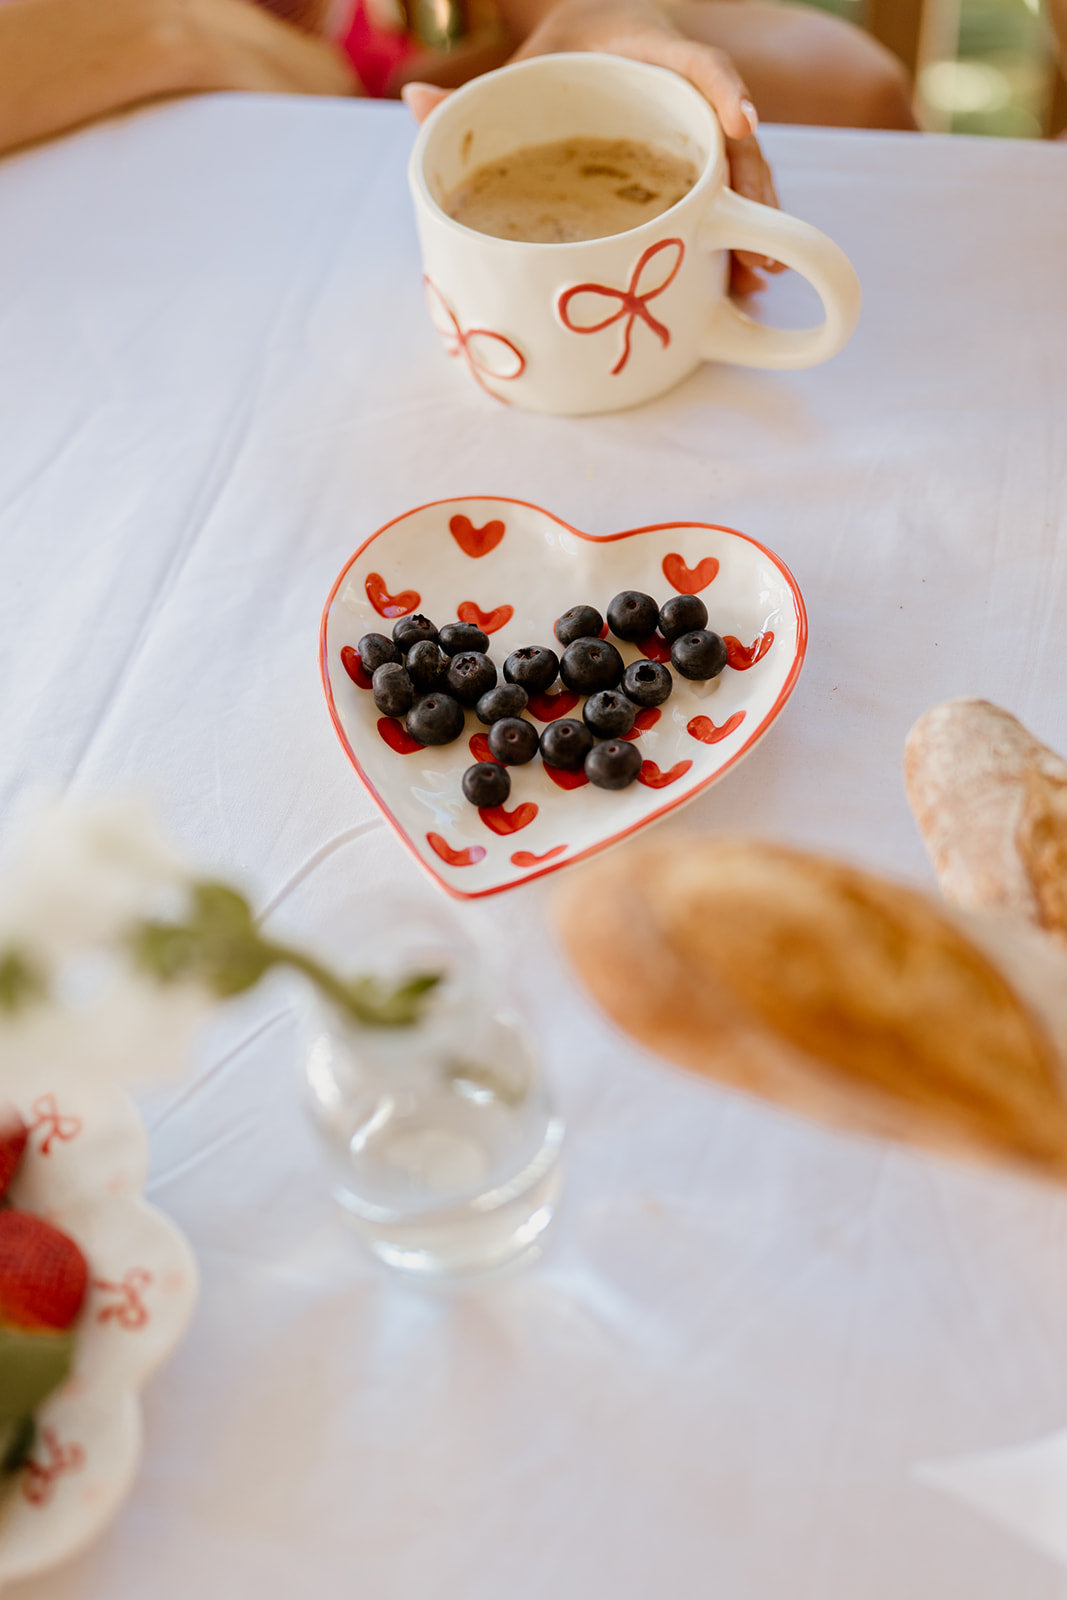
[2,94,1067,1599]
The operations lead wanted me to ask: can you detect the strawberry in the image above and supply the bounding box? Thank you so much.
[0,1210,88,1333]
[0,1101,28,1200]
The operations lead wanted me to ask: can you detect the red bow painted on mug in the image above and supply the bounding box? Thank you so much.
[424,278,526,401]
[557,238,685,376]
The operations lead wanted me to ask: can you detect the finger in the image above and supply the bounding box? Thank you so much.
[729,256,765,297]
[724,135,775,206]
[724,133,786,274]
[655,39,757,142]
[401,82,451,124]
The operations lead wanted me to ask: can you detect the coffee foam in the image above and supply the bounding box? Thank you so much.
[444,136,698,244]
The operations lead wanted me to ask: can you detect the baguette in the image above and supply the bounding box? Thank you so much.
[904,699,1067,942]
[555,835,1067,1179]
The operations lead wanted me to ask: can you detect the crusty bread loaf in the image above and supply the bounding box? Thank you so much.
[905,699,1067,942]
[555,835,1067,1179]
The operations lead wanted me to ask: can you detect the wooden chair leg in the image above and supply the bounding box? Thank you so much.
[863,0,927,77]
[1049,68,1067,137]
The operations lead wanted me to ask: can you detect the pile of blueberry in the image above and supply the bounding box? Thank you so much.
[357,590,724,803]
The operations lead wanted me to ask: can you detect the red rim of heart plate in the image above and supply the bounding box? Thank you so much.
[320,497,807,899]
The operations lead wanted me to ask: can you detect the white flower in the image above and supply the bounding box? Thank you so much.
[0,797,212,1092]
[0,797,192,965]
[0,964,212,1089]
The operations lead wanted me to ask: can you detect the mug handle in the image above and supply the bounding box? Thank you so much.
[699,186,862,370]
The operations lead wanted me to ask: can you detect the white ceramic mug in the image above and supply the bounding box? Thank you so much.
[409,53,862,415]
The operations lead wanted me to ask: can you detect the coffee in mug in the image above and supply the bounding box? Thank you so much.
[443,136,699,244]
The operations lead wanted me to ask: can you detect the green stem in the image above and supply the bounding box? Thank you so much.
[257,939,437,1029]
[260,942,361,1016]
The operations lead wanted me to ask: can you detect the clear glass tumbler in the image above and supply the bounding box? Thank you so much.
[298,900,563,1278]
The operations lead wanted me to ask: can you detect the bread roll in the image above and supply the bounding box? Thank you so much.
[555,835,1067,1179]
[905,698,1067,942]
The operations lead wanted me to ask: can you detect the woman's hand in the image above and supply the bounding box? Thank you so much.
[508,0,756,135]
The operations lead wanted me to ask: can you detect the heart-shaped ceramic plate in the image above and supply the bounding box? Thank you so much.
[320,497,806,897]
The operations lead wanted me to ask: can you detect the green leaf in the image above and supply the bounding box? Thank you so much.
[0,949,46,1015]
[129,877,442,1027]
[345,971,442,1027]
[189,882,256,940]
[128,923,199,983]
[131,881,272,998]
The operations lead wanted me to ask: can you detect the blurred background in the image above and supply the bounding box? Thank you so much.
[808,0,1064,135]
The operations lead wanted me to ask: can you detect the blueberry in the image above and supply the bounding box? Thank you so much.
[559,637,624,694]
[372,662,415,717]
[658,594,708,642]
[622,659,673,708]
[487,717,540,765]
[539,718,593,770]
[476,684,529,725]
[406,693,465,745]
[446,651,497,706]
[670,629,728,681]
[554,605,604,647]
[606,591,659,642]
[503,646,559,694]
[392,613,437,651]
[406,639,450,692]
[585,739,642,790]
[358,632,400,674]
[583,690,637,738]
[439,622,490,657]
[462,762,511,807]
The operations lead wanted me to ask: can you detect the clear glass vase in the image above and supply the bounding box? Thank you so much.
[298,899,563,1278]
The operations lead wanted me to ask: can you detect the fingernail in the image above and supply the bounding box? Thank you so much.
[741,98,759,135]
[401,82,447,123]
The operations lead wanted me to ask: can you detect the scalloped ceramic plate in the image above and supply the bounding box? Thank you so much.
[320,497,806,897]
[0,1070,197,1592]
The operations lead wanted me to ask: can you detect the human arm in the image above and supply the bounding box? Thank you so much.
[0,0,357,159]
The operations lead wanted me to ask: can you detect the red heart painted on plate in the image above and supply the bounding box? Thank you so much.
[366,572,420,619]
[340,645,372,690]
[687,711,746,744]
[450,515,506,559]
[725,632,774,669]
[619,707,661,741]
[478,801,538,835]
[663,553,720,594]
[457,600,514,634]
[468,733,496,763]
[543,763,590,790]
[635,633,672,663]
[512,845,568,868]
[323,499,805,897]
[377,717,424,755]
[427,833,486,868]
[527,689,580,722]
[638,758,693,788]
